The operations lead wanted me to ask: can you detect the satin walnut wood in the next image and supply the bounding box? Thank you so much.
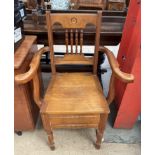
[15,12,134,150]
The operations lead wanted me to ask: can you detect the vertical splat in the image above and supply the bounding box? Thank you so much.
[80,29,83,54]
[70,29,73,54]
[65,29,69,54]
[75,29,78,54]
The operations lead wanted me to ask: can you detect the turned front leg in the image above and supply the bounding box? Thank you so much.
[95,113,108,149]
[41,114,55,150]
[47,131,55,150]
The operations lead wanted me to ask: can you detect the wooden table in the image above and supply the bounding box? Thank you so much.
[14,36,41,135]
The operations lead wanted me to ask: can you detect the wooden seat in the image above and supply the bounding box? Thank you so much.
[44,73,109,115]
[15,11,134,150]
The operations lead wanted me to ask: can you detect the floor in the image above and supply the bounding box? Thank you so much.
[15,129,140,155]
[14,45,141,155]
[15,116,140,155]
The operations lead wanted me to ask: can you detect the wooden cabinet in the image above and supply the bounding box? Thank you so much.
[77,0,107,9]
[14,36,40,133]
[107,0,126,11]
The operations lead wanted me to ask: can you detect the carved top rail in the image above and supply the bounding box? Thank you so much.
[49,13,98,28]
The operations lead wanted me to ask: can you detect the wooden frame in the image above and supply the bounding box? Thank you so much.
[15,12,134,150]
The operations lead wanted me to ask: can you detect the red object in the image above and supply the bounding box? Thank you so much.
[114,0,141,128]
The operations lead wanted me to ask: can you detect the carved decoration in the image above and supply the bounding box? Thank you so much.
[71,17,77,24]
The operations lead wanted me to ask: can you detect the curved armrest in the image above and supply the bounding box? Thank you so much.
[99,47,134,83]
[15,46,50,108]
[15,46,49,84]
[99,47,134,105]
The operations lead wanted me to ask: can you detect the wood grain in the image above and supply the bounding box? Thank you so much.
[55,54,93,65]
[49,114,100,128]
[43,73,110,115]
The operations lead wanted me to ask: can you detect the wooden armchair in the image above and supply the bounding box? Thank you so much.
[15,11,134,150]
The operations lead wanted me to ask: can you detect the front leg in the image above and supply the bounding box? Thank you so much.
[41,113,55,150]
[47,131,55,150]
[95,113,108,149]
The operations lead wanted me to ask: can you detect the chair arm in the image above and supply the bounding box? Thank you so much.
[15,46,49,108]
[99,47,134,105]
[15,46,49,84]
[99,47,134,83]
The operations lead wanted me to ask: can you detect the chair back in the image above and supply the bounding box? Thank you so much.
[46,11,102,74]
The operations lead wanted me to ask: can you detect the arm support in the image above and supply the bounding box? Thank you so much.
[15,46,50,108]
[99,47,134,105]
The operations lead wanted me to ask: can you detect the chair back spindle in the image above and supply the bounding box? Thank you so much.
[65,29,69,54]
[70,29,74,54]
[80,29,83,54]
[75,29,78,54]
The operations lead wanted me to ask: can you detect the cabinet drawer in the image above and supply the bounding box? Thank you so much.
[49,114,100,128]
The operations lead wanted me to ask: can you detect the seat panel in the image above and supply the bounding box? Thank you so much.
[43,73,110,114]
